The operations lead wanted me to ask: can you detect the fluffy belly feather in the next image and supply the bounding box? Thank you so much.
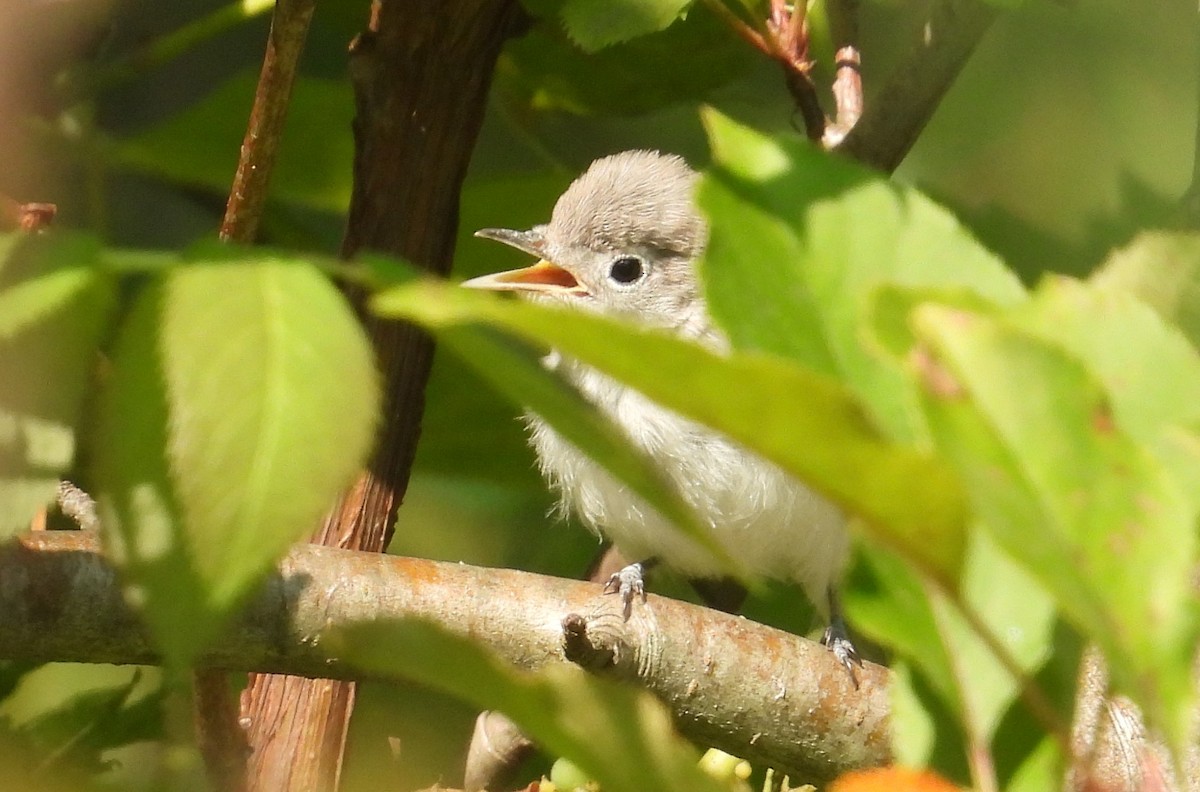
[525,360,849,611]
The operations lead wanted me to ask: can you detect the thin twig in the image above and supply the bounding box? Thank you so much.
[766,0,825,141]
[824,0,863,146]
[1,196,57,231]
[57,480,99,531]
[219,0,318,242]
[699,0,773,57]
[702,0,827,141]
[950,593,1073,753]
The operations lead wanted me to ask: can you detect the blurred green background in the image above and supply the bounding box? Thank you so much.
[0,0,1195,788]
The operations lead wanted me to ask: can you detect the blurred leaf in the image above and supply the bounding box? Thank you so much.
[1090,230,1200,350]
[501,7,753,115]
[113,71,353,212]
[16,671,161,777]
[559,0,694,51]
[373,278,967,586]
[0,232,115,540]
[849,534,1058,776]
[846,546,956,707]
[992,622,1082,792]
[93,250,379,665]
[333,619,727,792]
[1015,275,1200,440]
[0,662,38,704]
[928,533,1057,761]
[910,301,1200,752]
[699,110,1027,443]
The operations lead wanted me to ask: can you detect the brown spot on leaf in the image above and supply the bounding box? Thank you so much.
[910,345,964,399]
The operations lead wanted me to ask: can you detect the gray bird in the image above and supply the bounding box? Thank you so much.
[464,150,858,675]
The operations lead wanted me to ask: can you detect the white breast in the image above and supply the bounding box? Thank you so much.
[526,354,849,611]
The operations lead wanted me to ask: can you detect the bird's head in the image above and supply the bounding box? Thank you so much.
[465,151,707,329]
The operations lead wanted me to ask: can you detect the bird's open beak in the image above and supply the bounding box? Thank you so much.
[466,227,587,296]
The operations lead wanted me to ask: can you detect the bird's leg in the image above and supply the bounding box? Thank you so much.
[603,558,659,620]
[821,586,862,688]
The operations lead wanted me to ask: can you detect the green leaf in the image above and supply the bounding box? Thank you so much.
[560,0,695,51]
[331,619,727,792]
[910,302,1199,752]
[16,671,161,776]
[501,6,753,115]
[846,546,957,708]
[0,232,115,540]
[372,278,967,586]
[1090,230,1200,350]
[113,72,353,212]
[699,109,1027,443]
[849,534,1058,770]
[93,253,379,665]
[1015,275,1200,440]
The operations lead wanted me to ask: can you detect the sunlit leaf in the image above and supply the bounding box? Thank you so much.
[0,232,115,540]
[910,301,1199,752]
[93,251,378,664]
[560,0,694,51]
[501,7,753,115]
[699,109,1027,443]
[1090,230,1200,350]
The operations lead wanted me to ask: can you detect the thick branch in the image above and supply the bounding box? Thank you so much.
[836,0,996,172]
[0,531,889,783]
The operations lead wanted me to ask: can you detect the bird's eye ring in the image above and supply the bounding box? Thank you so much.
[608,256,644,284]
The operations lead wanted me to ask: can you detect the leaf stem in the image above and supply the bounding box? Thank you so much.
[700,0,773,57]
[951,591,1073,753]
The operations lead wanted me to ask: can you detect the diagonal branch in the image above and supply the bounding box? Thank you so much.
[835,0,997,173]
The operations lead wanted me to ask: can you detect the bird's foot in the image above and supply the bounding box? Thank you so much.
[603,562,647,620]
[822,622,863,689]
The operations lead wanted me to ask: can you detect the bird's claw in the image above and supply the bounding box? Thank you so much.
[603,562,646,620]
[822,623,863,689]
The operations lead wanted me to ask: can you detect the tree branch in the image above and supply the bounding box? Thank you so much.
[0,531,890,784]
[836,0,997,173]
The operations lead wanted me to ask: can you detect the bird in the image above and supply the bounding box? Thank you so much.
[463,150,859,678]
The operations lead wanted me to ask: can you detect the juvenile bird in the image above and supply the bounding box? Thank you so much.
[464,150,858,675]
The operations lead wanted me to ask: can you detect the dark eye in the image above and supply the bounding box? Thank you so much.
[608,256,644,284]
